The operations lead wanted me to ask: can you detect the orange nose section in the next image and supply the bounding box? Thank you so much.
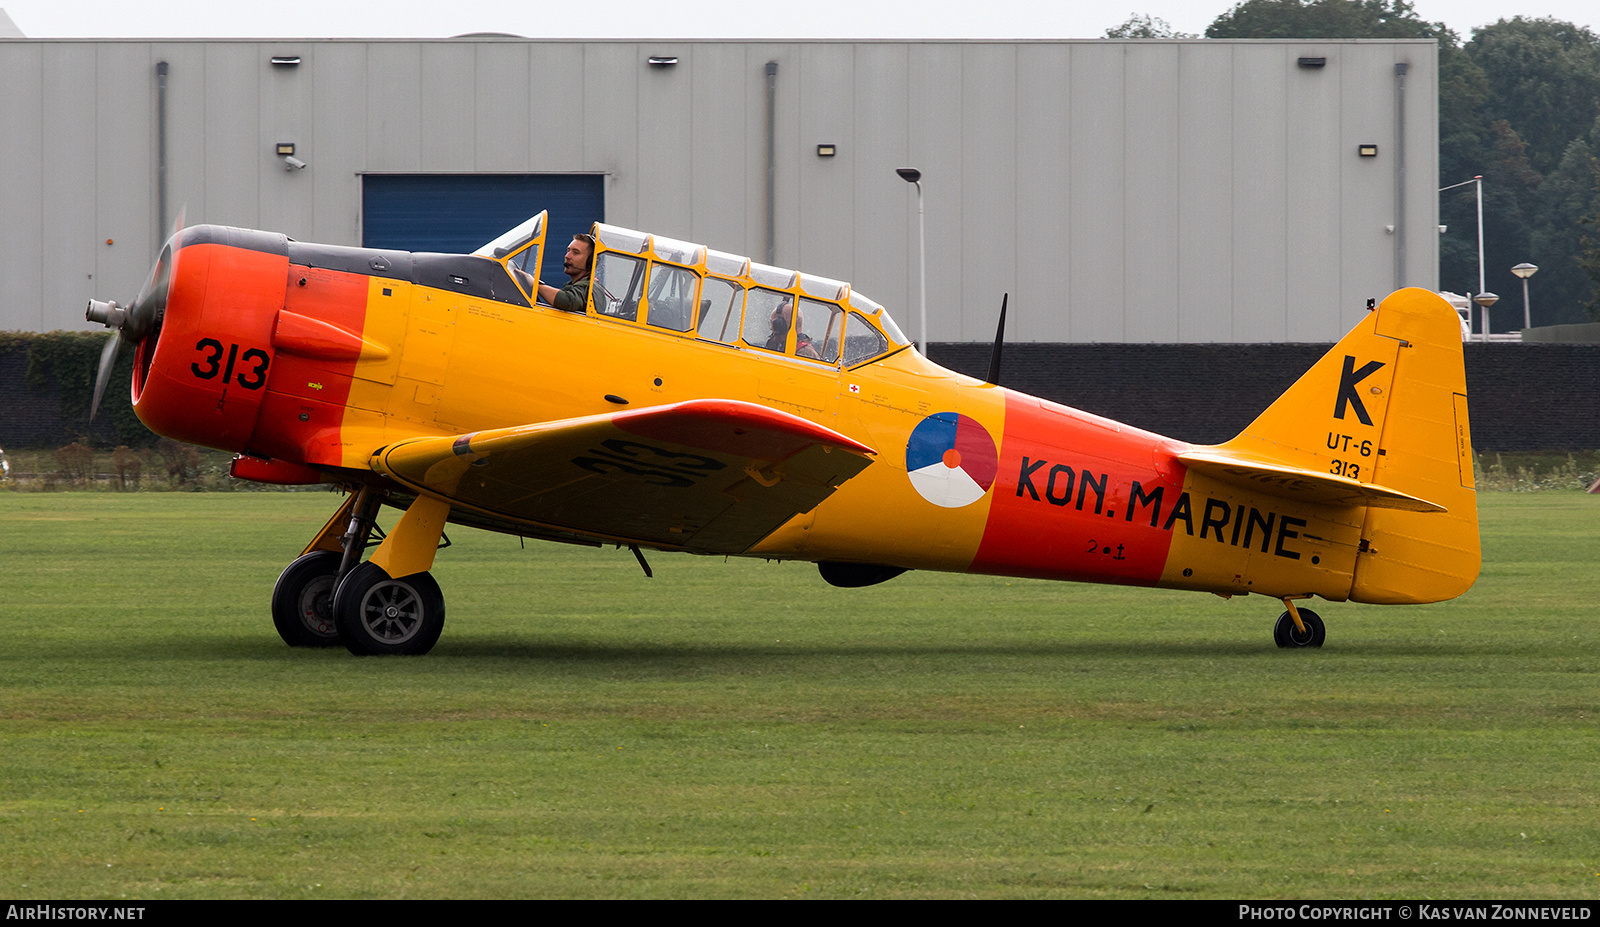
[132,228,290,453]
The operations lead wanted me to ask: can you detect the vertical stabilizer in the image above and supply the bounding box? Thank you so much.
[1212,288,1479,604]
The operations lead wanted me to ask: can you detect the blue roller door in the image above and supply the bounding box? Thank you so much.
[362,174,604,284]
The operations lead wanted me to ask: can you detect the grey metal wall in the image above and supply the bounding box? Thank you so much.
[0,38,1438,342]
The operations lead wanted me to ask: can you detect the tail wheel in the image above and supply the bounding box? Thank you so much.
[332,561,445,656]
[1274,608,1326,648]
[270,551,343,648]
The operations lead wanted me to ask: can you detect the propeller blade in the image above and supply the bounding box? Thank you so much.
[84,208,184,420]
[90,330,123,421]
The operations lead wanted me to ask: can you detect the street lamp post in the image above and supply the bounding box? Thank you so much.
[897,168,927,353]
[1473,291,1499,342]
[1512,262,1538,331]
[1440,175,1486,332]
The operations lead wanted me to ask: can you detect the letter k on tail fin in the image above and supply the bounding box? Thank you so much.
[1191,288,1480,604]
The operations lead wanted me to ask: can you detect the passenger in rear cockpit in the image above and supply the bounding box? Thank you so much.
[537,233,594,313]
[764,296,820,358]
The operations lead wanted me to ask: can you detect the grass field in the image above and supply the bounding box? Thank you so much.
[1,491,1597,899]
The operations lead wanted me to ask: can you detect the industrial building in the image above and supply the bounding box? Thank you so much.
[0,36,1439,343]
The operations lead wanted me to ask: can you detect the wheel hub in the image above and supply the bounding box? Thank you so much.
[296,576,337,635]
[360,581,423,644]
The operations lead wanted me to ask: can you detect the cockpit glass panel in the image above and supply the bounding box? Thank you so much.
[475,212,546,301]
[748,262,798,290]
[705,249,749,278]
[743,288,793,352]
[880,314,907,346]
[646,264,699,332]
[650,235,705,266]
[474,212,545,258]
[698,278,745,344]
[842,311,889,366]
[594,224,650,256]
[847,290,881,315]
[798,273,848,301]
[848,290,909,347]
[593,252,646,321]
[796,298,842,363]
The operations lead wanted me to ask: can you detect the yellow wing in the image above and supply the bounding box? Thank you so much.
[369,399,876,554]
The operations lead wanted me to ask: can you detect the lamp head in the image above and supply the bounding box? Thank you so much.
[896,168,921,184]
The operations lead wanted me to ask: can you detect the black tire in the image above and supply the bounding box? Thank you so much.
[332,561,445,656]
[1274,607,1326,648]
[271,551,344,648]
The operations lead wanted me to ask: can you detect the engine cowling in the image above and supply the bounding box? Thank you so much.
[131,226,291,453]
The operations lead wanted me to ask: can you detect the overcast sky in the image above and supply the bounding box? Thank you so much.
[1,0,1596,42]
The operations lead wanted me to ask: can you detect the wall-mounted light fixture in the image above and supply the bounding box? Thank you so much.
[1358,144,1378,157]
[647,56,679,67]
[816,144,836,158]
[270,56,302,67]
[1297,57,1326,68]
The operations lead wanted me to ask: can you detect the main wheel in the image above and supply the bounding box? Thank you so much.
[271,551,344,648]
[332,561,445,656]
[1274,608,1326,648]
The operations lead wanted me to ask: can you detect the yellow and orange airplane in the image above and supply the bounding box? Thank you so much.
[87,212,1479,655]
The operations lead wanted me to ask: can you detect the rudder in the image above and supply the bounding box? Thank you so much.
[1350,289,1479,603]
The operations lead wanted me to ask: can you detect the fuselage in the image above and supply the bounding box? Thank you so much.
[126,224,1430,606]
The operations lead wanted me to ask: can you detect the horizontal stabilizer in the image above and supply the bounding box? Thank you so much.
[1176,449,1446,513]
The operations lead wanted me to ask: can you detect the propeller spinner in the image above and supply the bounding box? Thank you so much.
[85,215,182,419]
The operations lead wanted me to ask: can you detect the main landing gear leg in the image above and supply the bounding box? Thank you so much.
[270,490,371,648]
[332,493,452,656]
[1274,596,1326,649]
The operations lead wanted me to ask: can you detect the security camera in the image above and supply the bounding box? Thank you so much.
[282,156,307,171]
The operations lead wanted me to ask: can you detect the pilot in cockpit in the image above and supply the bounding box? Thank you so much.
[765,296,821,358]
[537,233,594,313]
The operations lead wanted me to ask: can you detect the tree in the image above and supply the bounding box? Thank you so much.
[1437,50,1490,294]
[1531,117,1600,323]
[1206,0,1451,41]
[1465,121,1545,327]
[1466,17,1600,178]
[1466,19,1600,324]
[1570,150,1600,320]
[1105,15,1196,39]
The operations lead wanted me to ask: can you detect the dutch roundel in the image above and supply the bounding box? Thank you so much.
[905,412,998,508]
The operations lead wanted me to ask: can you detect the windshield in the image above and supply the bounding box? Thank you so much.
[474,212,546,259]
